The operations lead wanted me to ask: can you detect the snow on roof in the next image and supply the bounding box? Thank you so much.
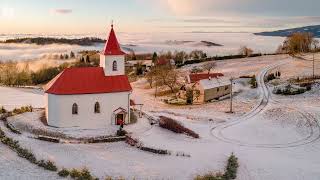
[44,67,132,95]
[188,73,224,83]
[199,77,231,90]
[102,24,126,56]
[127,60,153,66]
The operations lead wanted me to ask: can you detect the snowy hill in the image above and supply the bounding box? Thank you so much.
[255,25,320,38]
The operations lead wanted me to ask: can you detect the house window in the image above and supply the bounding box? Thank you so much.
[94,102,100,113]
[112,61,117,71]
[72,103,78,115]
[217,87,220,92]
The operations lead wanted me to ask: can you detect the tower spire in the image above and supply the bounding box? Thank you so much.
[101,23,125,56]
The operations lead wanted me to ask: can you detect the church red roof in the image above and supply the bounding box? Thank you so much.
[45,67,132,95]
[188,73,224,83]
[102,25,126,56]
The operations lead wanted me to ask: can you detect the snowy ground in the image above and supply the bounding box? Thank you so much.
[0,144,61,180]
[0,54,320,179]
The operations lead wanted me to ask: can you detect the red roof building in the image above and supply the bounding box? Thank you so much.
[45,67,132,95]
[102,24,126,56]
[188,73,224,83]
[44,24,132,129]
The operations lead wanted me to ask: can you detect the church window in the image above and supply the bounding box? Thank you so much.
[72,103,78,115]
[112,61,117,71]
[94,102,100,113]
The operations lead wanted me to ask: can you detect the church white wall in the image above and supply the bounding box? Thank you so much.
[100,54,125,76]
[46,92,130,128]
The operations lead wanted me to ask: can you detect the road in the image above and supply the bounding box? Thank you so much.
[211,58,320,148]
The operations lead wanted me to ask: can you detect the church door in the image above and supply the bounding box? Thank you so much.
[116,114,124,125]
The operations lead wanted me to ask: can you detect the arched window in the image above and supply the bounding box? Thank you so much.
[112,61,117,71]
[94,102,100,113]
[72,103,78,115]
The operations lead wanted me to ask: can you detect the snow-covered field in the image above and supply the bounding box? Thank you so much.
[1,55,320,179]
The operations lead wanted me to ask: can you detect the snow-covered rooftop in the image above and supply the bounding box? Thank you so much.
[199,77,231,90]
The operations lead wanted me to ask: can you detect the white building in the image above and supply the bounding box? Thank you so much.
[44,25,132,128]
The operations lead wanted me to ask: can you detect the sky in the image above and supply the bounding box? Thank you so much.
[1,0,320,34]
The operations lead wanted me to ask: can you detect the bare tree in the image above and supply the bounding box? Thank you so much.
[282,32,314,56]
[145,67,156,88]
[154,66,178,93]
[239,46,253,57]
[202,61,216,74]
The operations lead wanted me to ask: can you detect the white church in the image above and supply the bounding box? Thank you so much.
[44,24,132,128]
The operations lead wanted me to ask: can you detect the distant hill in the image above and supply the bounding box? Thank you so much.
[1,37,105,46]
[254,25,320,38]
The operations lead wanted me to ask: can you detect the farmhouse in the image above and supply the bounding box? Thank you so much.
[44,25,132,128]
[178,73,231,103]
[196,76,231,102]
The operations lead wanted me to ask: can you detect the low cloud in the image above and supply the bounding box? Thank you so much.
[51,9,73,14]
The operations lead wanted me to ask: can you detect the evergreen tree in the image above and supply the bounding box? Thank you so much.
[70,51,75,58]
[80,56,84,63]
[86,55,90,63]
[152,52,158,63]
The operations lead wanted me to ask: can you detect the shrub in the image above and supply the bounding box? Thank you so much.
[70,168,81,179]
[79,167,93,180]
[249,75,257,88]
[223,153,239,180]
[12,105,33,115]
[116,129,127,136]
[16,147,37,163]
[70,168,94,180]
[159,116,199,138]
[37,160,58,171]
[266,73,276,81]
[0,106,6,114]
[58,168,70,177]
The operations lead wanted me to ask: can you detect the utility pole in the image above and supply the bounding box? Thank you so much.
[313,52,315,80]
[230,77,234,113]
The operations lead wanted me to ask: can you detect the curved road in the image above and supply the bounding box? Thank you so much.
[211,58,320,148]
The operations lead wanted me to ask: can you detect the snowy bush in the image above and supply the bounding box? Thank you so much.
[249,75,257,88]
[159,116,199,138]
[70,168,95,180]
[70,169,82,179]
[37,160,58,171]
[266,73,276,81]
[5,122,21,134]
[0,106,6,114]
[273,84,307,95]
[58,168,70,177]
[12,105,33,115]
[116,129,127,136]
